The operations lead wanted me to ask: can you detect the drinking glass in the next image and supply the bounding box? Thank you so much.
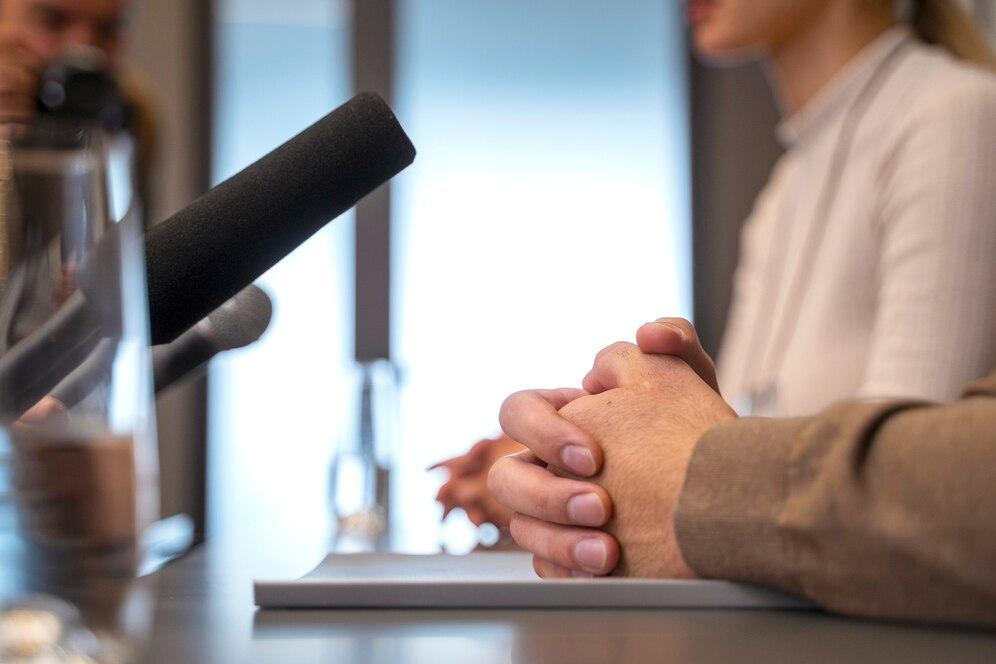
[329,359,400,551]
[0,123,157,662]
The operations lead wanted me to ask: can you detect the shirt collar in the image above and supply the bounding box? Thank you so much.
[776,26,913,147]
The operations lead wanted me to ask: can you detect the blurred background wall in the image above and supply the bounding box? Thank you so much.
[689,61,780,357]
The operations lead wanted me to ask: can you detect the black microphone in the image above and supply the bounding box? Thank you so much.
[145,91,415,344]
[151,284,272,394]
[48,285,273,408]
[47,286,272,407]
[0,92,415,419]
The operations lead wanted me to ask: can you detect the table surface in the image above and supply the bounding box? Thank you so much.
[5,457,995,663]
[137,538,996,664]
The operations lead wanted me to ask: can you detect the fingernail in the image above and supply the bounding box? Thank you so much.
[566,493,605,526]
[659,321,686,339]
[573,539,608,572]
[561,445,596,476]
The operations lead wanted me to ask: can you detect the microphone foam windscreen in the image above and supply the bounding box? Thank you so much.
[145,92,415,344]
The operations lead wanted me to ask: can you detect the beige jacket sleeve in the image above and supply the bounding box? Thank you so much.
[675,369,996,627]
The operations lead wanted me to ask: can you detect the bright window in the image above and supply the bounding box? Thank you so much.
[392,0,691,549]
[209,0,354,555]
[209,0,691,554]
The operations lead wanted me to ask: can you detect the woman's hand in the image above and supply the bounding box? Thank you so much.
[431,434,525,529]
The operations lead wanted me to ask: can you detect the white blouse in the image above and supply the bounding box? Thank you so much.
[717,27,996,417]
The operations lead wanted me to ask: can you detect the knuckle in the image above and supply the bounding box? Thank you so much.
[498,392,525,428]
[499,390,532,419]
[594,341,634,367]
[606,341,630,355]
[536,484,562,521]
[585,348,609,381]
[608,341,638,362]
[592,345,612,368]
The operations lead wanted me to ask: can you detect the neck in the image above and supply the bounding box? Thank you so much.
[766,4,898,114]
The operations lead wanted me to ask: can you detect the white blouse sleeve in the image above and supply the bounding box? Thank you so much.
[861,69,996,402]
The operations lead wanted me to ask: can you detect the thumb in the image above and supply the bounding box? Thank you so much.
[635,318,719,393]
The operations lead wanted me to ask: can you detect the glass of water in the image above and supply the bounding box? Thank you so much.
[0,122,157,662]
[329,359,400,551]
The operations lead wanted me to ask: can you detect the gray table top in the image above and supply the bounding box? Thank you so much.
[138,540,996,664]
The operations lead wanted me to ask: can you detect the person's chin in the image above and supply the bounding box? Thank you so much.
[691,28,760,66]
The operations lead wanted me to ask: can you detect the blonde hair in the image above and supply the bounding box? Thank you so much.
[911,0,996,69]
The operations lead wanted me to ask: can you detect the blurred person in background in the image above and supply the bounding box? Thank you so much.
[0,0,154,178]
[435,0,996,530]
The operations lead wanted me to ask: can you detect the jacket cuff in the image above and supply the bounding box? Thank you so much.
[674,416,809,588]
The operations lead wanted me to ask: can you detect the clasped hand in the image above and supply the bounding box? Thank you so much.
[488,318,735,578]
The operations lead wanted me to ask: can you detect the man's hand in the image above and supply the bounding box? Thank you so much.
[431,434,524,528]
[0,26,42,137]
[495,319,717,481]
[490,322,735,578]
[430,318,715,531]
